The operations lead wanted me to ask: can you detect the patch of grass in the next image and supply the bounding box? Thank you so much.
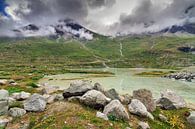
[27,82,39,88]
[5,87,22,94]
[9,101,24,109]
[135,70,175,77]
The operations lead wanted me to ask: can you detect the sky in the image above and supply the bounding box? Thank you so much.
[0,0,195,36]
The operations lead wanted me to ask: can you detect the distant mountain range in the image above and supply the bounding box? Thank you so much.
[13,19,95,40]
[12,20,195,39]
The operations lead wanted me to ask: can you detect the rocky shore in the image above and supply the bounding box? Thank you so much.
[0,80,194,128]
[164,72,195,82]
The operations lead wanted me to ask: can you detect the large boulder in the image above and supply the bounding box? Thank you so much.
[8,108,26,117]
[103,100,129,120]
[105,89,120,100]
[156,89,187,110]
[63,80,93,98]
[24,94,46,112]
[0,90,9,115]
[12,92,31,101]
[128,99,154,120]
[133,89,156,112]
[187,111,195,126]
[80,90,111,109]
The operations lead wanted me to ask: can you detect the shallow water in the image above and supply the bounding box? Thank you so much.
[39,68,195,103]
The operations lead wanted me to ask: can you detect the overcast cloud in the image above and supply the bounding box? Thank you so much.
[0,0,195,36]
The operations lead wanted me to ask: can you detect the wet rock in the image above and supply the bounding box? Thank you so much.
[156,89,186,110]
[138,121,150,129]
[8,108,26,117]
[12,92,31,101]
[63,80,93,98]
[24,94,46,112]
[105,89,120,100]
[96,111,108,120]
[133,89,156,112]
[128,99,154,120]
[80,90,111,109]
[187,111,195,126]
[103,100,129,120]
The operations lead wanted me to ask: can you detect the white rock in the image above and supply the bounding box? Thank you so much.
[24,94,46,112]
[0,80,8,85]
[0,90,9,101]
[9,108,26,117]
[128,99,154,120]
[12,92,31,101]
[42,86,60,94]
[0,116,12,128]
[80,90,111,109]
[96,112,108,120]
[138,121,150,129]
[103,100,129,120]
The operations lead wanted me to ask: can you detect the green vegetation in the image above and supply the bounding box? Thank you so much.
[135,70,175,77]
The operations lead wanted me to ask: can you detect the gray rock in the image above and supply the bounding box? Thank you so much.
[80,90,111,109]
[105,89,120,100]
[68,96,81,102]
[8,108,26,117]
[63,80,93,98]
[128,99,154,120]
[0,89,9,101]
[0,101,8,115]
[138,122,150,129]
[157,89,187,110]
[8,97,16,106]
[0,116,12,128]
[12,92,31,101]
[24,94,46,112]
[55,94,64,101]
[133,89,156,112]
[159,114,168,122]
[96,111,108,120]
[93,83,105,93]
[47,95,56,104]
[119,94,132,105]
[41,86,60,94]
[103,100,129,120]
[187,111,195,126]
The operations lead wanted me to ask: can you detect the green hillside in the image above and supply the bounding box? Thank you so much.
[0,36,194,70]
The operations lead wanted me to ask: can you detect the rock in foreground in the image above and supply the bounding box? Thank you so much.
[24,94,46,112]
[103,100,129,120]
[187,111,195,126]
[157,89,186,110]
[63,80,93,98]
[80,90,111,109]
[8,108,26,117]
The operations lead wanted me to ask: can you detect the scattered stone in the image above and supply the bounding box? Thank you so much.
[41,86,60,94]
[133,89,156,112]
[47,95,56,104]
[12,92,31,101]
[24,94,46,112]
[8,108,26,117]
[80,90,111,109]
[0,79,8,85]
[96,111,108,120]
[138,121,150,129]
[0,116,12,128]
[128,99,154,120]
[164,72,195,82]
[68,96,81,102]
[187,111,195,126]
[63,80,93,98]
[105,89,120,100]
[119,94,132,105]
[8,97,16,106]
[159,114,168,122]
[93,83,105,93]
[156,89,187,110]
[55,94,64,101]
[103,100,129,120]
[0,90,9,115]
